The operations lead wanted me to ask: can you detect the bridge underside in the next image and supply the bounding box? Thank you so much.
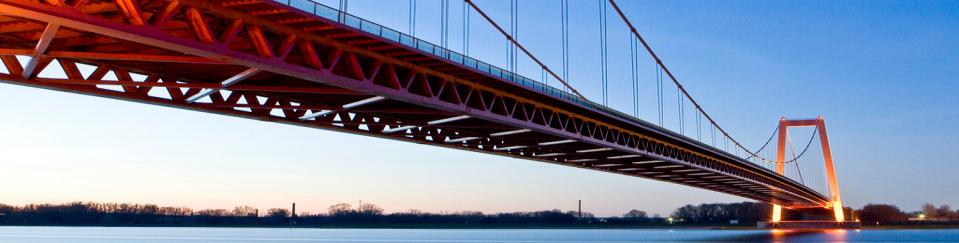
[0,0,829,208]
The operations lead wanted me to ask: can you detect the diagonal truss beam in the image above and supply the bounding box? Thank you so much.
[187,67,260,103]
[0,0,830,207]
[21,23,58,78]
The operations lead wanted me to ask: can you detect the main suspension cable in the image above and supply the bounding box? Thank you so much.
[607,0,790,162]
[791,126,817,164]
[744,124,779,161]
[743,123,817,164]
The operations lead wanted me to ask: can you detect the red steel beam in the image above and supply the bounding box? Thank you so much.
[0,0,829,207]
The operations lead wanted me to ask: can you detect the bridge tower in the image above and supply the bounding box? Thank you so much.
[771,116,846,223]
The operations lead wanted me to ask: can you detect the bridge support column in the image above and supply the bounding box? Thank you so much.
[771,118,788,222]
[771,116,846,223]
[818,117,845,222]
[771,204,782,222]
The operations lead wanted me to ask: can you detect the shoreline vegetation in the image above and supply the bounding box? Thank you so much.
[1,202,957,229]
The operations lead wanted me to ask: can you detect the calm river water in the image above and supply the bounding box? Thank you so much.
[1,227,958,242]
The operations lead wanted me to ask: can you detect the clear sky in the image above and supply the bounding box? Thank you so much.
[0,0,957,217]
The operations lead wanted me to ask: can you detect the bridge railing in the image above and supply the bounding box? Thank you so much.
[275,0,754,167]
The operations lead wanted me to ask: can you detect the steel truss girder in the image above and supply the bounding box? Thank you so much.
[0,0,827,207]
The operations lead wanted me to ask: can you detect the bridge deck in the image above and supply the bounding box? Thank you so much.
[0,0,828,207]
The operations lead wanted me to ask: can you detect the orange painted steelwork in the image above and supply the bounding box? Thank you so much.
[772,117,846,222]
[0,0,832,208]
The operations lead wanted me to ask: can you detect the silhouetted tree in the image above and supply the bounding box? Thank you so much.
[232,206,257,217]
[670,202,769,224]
[327,203,353,216]
[920,203,957,219]
[196,209,230,217]
[922,203,939,218]
[858,204,908,224]
[267,208,290,218]
[358,203,384,216]
[939,205,956,218]
[624,209,647,219]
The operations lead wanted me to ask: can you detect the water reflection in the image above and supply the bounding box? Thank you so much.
[702,229,848,242]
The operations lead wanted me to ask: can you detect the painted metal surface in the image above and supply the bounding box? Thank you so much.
[0,0,829,207]
[772,117,846,221]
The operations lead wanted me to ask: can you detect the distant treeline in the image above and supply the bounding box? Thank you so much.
[0,202,764,227]
[2,201,954,227]
[856,203,959,226]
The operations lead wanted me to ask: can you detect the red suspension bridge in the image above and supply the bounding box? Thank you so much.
[0,0,849,223]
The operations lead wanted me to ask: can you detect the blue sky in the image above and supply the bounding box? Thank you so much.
[0,0,956,216]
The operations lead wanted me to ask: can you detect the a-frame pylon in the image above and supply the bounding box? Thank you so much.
[771,116,846,222]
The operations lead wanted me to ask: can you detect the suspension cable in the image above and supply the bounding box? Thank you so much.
[629,34,639,117]
[462,0,469,55]
[507,0,514,73]
[726,136,731,152]
[742,123,817,164]
[696,111,702,140]
[677,87,684,134]
[744,124,779,161]
[512,0,518,73]
[787,130,798,162]
[441,0,449,48]
[599,0,609,105]
[542,68,547,86]
[460,0,801,165]
[338,0,348,12]
[409,0,416,36]
[505,0,513,73]
[561,0,569,92]
[791,126,817,165]
[656,65,663,126]
[787,130,806,184]
[634,35,640,116]
[711,124,716,146]
[463,0,586,99]
[607,0,788,162]
[337,0,349,21]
